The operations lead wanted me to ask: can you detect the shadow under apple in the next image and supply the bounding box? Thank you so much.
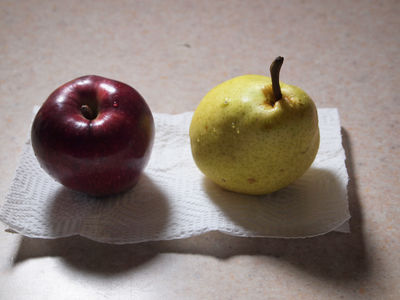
[13,173,169,274]
[47,173,170,243]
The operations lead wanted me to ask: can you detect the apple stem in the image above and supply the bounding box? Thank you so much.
[270,56,284,106]
[80,104,96,120]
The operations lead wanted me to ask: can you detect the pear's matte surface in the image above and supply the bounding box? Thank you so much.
[189,75,319,195]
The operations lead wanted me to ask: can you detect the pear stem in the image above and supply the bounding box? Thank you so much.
[80,104,96,120]
[269,56,284,106]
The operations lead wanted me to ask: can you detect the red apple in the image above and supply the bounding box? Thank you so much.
[31,75,155,196]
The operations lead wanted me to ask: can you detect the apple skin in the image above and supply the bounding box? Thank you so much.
[31,75,154,196]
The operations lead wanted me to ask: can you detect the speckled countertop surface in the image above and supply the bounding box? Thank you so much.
[1,0,399,299]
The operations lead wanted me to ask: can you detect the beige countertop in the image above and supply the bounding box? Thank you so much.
[1,0,399,299]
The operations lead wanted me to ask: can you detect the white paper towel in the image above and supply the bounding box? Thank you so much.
[0,108,350,243]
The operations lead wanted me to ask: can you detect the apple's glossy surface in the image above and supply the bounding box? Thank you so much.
[31,75,154,196]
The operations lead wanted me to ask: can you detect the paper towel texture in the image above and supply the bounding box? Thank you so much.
[0,108,349,243]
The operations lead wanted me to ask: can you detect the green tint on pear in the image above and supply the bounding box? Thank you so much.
[189,57,320,195]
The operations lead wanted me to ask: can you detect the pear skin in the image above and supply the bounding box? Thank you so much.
[189,74,319,195]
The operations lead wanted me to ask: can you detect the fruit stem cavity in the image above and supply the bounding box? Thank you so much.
[80,104,97,120]
[270,56,284,106]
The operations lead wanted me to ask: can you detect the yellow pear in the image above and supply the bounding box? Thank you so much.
[189,57,319,195]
